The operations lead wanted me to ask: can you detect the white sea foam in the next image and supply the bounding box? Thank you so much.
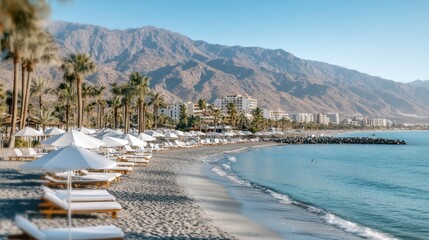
[211,167,251,187]
[266,189,293,204]
[211,167,227,177]
[323,213,397,240]
[221,164,231,171]
[227,156,237,162]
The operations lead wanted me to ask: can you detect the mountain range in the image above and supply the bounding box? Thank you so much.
[1,21,428,123]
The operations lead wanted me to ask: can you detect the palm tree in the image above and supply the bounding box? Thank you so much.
[149,92,165,129]
[119,84,134,133]
[0,83,5,114]
[84,101,96,128]
[30,77,52,116]
[129,72,150,133]
[80,82,92,126]
[250,107,264,132]
[20,31,59,128]
[198,98,207,114]
[179,104,188,129]
[108,96,122,129]
[56,82,75,131]
[227,103,238,127]
[37,108,58,131]
[211,107,221,131]
[61,53,96,128]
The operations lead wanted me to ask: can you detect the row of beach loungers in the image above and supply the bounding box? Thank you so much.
[7,146,155,239]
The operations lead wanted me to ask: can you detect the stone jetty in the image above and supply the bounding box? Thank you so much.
[274,136,406,145]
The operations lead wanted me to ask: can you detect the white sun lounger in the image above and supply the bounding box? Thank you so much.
[9,215,124,240]
[44,175,113,188]
[41,186,116,202]
[40,192,122,218]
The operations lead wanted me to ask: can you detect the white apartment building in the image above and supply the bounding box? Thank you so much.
[326,113,340,125]
[262,108,289,121]
[316,113,330,125]
[290,113,314,123]
[158,102,195,121]
[214,95,257,115]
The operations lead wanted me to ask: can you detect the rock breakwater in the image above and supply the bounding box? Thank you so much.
[274,136,406,145]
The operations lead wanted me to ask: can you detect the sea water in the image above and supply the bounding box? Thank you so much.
[205,131,429,240]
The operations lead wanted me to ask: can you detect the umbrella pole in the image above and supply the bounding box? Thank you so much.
[67,171,72,240]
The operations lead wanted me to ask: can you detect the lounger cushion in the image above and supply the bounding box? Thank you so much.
[69,202,122,211]
[44,225,124,240]
[15,215,46,240]
[44,192,121,210]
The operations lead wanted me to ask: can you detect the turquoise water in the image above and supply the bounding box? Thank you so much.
[207,131,429,239]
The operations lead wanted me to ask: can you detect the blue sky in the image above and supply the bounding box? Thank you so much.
[51,0,429,83]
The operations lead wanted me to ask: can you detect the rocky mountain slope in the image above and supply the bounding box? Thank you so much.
[1,21,428,122]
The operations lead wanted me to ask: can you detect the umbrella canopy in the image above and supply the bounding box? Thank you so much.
[173,130,184,136]
[183,132,193,137]
[195,131,206,136]
[137,133,156,142]
[164,132,178,139]
[102,136,129,147]
[42,131,105,149]
[44,127,66,136]
[76,126,96,135]
[14,127,43,137]
[120,134,147,146]
[21,145,117,171]
[145,130,164,138]
[242,130,253,135]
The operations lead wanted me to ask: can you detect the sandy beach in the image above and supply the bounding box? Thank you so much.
[0,143,281,240]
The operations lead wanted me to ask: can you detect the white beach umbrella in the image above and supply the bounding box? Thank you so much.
[236,131,246,136]
[242,130,253,135]
[254,132,265,136]
[120,134,147,146]
[102,136,129,147]
[145,130,165,138]
[44,127,66,136]
[164,132,179,139]
[195,131,206,136]
[173,130,185,136]
[15,127,43,147]
[137,133,156,142]
[76,126,96,135]
[14,127,43,137]
[21,145,117,240]
[183,132,193,138]
[42,131,105,149]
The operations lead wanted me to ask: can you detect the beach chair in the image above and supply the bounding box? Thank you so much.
[8,215,124,240]
[39,192,122,218]
[123,145,136,153]
[28,148,46,158]
[8,149,36,161]
[40,186,116,204]
[43,175,112,189]
[117,156,150,166]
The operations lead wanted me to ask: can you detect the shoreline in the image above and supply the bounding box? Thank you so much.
[178,143,284,240]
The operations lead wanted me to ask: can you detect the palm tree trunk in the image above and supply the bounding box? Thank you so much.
[39,95,43,116]
[124,103,129,133]
[137,99,141,133]
[20,64,26,129]
[9,59,19,148]
[142,101,146,132]
[77,78,83,128]
[153,106,157,129]
[65,106,70,132]
[22,70,32,128]
[114,107,118,129]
